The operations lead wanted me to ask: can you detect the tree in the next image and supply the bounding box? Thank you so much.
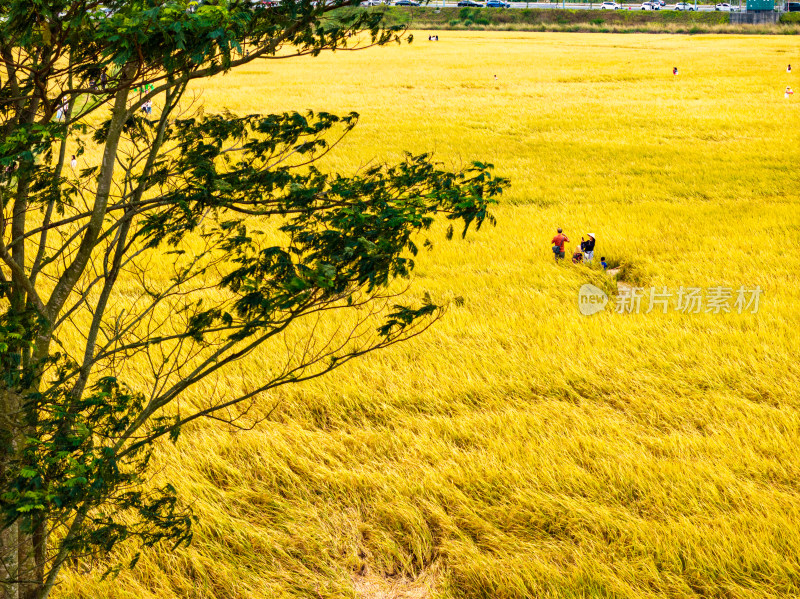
[0,1,505,597]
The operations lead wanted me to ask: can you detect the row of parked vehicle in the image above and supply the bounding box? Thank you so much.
[458,0,511,5]
[376,0,744,8]
[598,0,738,7]
[108,0,763,9]
[363,0,502,4]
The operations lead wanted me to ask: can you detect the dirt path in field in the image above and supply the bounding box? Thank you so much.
[606,267,631,293]
[352,568,437,599]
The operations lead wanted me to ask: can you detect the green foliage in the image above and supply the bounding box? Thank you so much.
[780,11,800,22]
[0,1,506,595]
[1,369,193,570]
[129,109,503,345]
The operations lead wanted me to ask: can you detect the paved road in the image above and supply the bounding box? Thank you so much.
[398,1,741,11]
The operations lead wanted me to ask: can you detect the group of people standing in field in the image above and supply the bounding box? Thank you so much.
[551,228,605,269]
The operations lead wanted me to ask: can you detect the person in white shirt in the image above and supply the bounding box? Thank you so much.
[581,233,595,263]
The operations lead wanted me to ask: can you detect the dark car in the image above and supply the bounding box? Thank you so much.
[457,0,484,6]
[788,1,800,9]
[394,0,420,5]
[486,0,511,6]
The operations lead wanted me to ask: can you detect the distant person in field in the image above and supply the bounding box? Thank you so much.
[56,99,67,121]
[551,227,569,262]
[70,155,77,170]
[572,246,584,264]
[601,257,608,270]
[786,86,794,99]
[581,233,595,263]
[788,64,792,73]
[673,67,678,76]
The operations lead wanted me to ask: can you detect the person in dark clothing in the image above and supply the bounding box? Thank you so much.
[572,246,583,264]
[87,66,101,89]
[551,227,569,262]
[100,68,108,89]
[600,257,608,270]
[580,233,595,263]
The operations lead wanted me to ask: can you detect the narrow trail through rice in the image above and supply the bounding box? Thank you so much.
[605,267,630,293]
[352,568,437,599]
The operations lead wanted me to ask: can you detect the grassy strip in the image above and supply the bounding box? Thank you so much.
[336,6,800,33]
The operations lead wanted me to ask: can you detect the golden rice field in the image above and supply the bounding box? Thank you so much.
[59,33,800,598]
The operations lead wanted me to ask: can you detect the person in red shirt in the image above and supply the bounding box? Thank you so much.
[551,227,569,262]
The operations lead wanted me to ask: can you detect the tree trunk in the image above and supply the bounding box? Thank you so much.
[1,384,20,599]
[0,522,19,599]
[17,533,33,599]
[16,517,44,599]
[0,522,20,599]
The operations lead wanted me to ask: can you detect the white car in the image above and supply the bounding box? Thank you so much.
[674,1,695,9]
[715,2,736,9]
[600,1,621,7]
[360,0,383,5]
[641,2,660,8]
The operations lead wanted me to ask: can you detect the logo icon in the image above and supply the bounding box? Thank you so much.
[578,284,608,316]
